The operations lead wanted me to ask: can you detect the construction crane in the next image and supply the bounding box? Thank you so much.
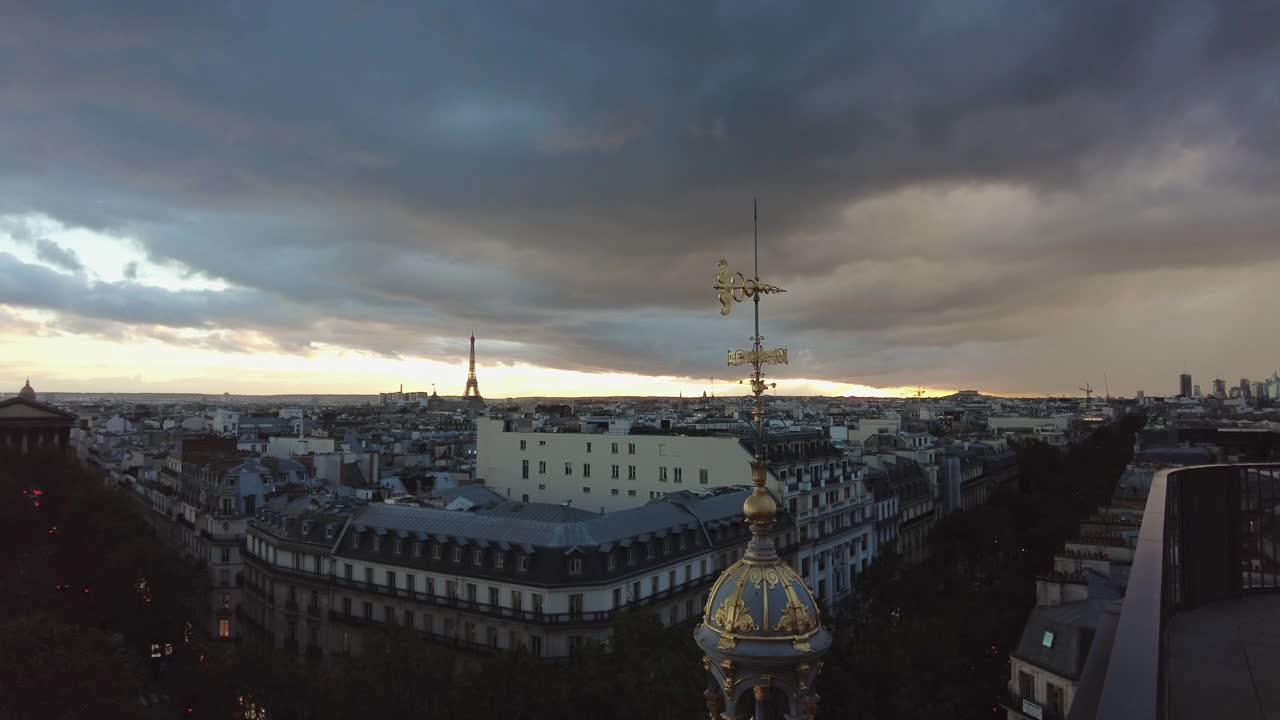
[1079,383,1094,408]
[914,386,926,399]
[1103,373,1111,402]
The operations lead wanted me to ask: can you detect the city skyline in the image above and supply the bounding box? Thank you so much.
[3,3,1280,397]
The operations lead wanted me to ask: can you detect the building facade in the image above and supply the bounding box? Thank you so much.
[241,489,789,660]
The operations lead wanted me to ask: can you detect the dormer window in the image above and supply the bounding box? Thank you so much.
[645,543,655,560]
[679,533,688,550]
[432,544,442,560]
[606,552,617,572]
[627,547,637,566]
[412,541,422,557]
[372,535,382,552]
[393,538,403,555]
[348,533,359,549]
[517,555,530,572]
[494,553,505,569]
[451,547,462,563]
[568,558,583,575]
[472,549,484,566]
[663,536,672,555]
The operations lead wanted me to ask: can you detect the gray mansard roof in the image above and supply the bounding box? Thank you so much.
[347,487,757,553]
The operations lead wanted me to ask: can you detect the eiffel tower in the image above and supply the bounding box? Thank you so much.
[463,334,483,402]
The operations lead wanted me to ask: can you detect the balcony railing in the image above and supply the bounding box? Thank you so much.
[1096,463,1280,720]
[325,573,716,627]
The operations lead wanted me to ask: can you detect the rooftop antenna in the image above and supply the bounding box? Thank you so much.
[1103,373,1111,402]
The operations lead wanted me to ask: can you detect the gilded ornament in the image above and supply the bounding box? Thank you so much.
[714,259,786,315]
[774,598,817,634]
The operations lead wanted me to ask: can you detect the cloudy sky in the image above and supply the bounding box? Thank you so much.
[2,1,1278,398]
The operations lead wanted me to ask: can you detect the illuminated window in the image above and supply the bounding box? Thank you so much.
[218,619,231,638]
[1042,631,1055,648]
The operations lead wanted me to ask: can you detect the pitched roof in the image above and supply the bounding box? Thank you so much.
[345,487,756,551]
[0,396,78,421]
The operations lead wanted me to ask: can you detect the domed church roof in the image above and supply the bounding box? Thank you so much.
[18,378,35,401]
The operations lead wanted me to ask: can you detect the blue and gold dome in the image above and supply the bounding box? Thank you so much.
[700,534,823,653]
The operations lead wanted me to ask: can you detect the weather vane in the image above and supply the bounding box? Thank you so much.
[713,199,789,469]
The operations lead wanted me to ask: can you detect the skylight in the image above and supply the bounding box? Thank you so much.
[1042,630,1056,648]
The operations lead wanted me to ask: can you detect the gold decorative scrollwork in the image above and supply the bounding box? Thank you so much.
[714,260,786,315]
[726,348,789,367]
[774,598,817,634]
[712,596,760,634]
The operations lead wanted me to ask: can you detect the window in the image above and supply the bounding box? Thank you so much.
[668,570,676,589]
[1018,671,1034,700]
[568,594,583,618]
[384,605,395,622]
[522,460,529,479]
[628,548,637,566]
[539,440,546,446]
[538,461,546,475]
[365,567,374,584]
[583,486,591,494]
[607,552,617,571]
[569,558,583,575]
[659,467,668,482]
[627,465,637,480]
[586,442,592,453]
[386,570,396,590]
[522,494,529,502]
[221,593,231,610]
[412,541,422,558]
[519,439,526,450]
[699,468,709,485]
[611,488,619,496]
[431,545,442,560]
[494,553,505,569]
[487,627,499,648]
[372,535,382,552]
[518,555,530,572]
[684,564,692,583]
[423,614,433,633]
[700,559,707,576]
[532,593,544,616]
[611,464,620,479]
[220,547,231,563]
[651,576,659,595]
[466,583,477,604]
[613,587,622,608]
[538,483,546,490]
[489,587,500,607]
[404,610,414,628]
[673,467,683,484]
[1047,683,1064,715]
[363,601,373,620]
[342,597,352,614]
[1042,631,1055,648]
[393,538,403,555]
[679,533,687,550]
[452,547,462,563]
[663,536,672,554]
[425,578,435,598]
[530,635,543,657]
[611,442,618,454]
[628,443,636,455]
[628,490,637,497]
[472,549,484,566]
[646,543,655,560]
[511,590,523,612]
[218,619,230,638]
[583,463,591,478]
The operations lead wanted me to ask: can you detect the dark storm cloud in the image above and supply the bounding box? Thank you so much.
[2,0,1279,390]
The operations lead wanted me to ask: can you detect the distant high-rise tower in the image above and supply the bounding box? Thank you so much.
[1213,378,1227,398]
[463,334,482,400]
[1193,384,1202,398]
[1179,372,1192,398]
[1240,378,1252,400]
